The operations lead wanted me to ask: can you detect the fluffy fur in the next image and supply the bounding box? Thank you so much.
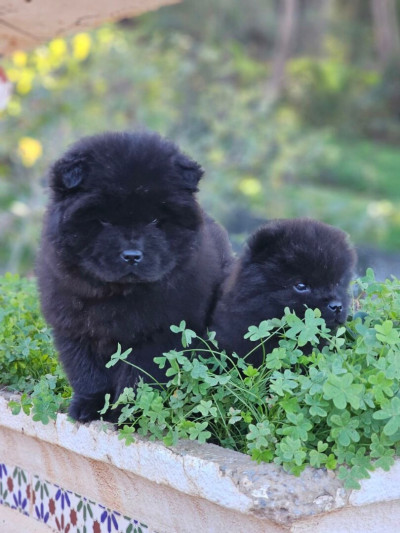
[37,131,233,422]
[211,218,357,365]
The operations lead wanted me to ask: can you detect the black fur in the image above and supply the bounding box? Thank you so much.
[211,218,357,365]
[37,131,233,422]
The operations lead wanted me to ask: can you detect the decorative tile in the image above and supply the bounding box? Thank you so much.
[32,478,69,532]
[95,505,148,533]
[0,463,30,516]
[0,464,151,532]
[76,495,97,533]
[0,462,10,506]
[33,477,50,526]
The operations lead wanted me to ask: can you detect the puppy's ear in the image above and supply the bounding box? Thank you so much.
[174,153,204,192]
[246,223,282,262]
[50,154,87,191]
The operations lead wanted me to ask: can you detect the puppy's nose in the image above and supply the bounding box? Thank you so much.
[328,300,343,314]
[120,249,143,264]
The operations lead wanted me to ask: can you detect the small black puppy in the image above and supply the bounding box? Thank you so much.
[211,218,357,364]
[37,131,233,422]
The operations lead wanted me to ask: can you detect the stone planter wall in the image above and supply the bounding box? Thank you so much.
[0,395,399,532]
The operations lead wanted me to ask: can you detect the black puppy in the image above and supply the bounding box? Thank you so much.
[37,131,233,422]
[211,218,356,364]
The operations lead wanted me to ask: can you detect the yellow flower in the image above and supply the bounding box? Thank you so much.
[16,69,34,95]
[49,38,67,59]
[17,137,43,167]
[73,33,92,61]
[238,177,262,197]
[12,51,27,68]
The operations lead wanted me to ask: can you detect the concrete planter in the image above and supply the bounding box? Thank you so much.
[0,395,399,532]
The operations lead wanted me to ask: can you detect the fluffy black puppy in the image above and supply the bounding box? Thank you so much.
[211,218,357,365]
[37,131,233,422]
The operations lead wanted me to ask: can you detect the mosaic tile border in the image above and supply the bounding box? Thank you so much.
[0,461,150,532]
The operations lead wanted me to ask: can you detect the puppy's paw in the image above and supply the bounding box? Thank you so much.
[68,392,108,423]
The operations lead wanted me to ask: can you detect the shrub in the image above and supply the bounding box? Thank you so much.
[0,273,70,422]
[104,269,400,489]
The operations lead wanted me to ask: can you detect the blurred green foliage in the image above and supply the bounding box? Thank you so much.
[0,2,399,274]
[0,273,67,394]
[0,273,70,421]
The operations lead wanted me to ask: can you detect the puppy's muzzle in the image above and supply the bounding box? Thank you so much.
[120,249,143,264]
[327,300,343,314]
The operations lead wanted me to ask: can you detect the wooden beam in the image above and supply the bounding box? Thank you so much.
[0,0,179,56]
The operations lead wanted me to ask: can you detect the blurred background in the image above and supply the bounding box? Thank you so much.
[0,0,399,279]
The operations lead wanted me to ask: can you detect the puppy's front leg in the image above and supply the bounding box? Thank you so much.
[54,335,114,422]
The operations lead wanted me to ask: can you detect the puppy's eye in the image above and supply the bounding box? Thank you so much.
[294,283,310,293]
